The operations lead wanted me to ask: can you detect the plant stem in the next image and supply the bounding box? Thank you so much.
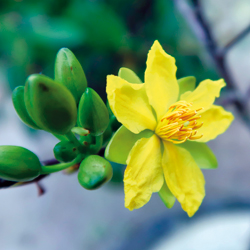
[65,131,85,153]
[40,155,83,174]
[0,145,106,189]
[90,134,103,154]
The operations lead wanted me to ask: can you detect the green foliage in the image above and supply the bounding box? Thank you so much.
[55,48,87,103]
[53,141,79,162]
[24,74,77,135]
[0,0,218,94]
[78,88,109,136]
[0,146,41,182]
[66,1,130,51]
[78,155,113,190]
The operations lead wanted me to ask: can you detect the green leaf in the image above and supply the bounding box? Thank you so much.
[0,146,41,181]
[12,86,40,130]
[55,48,87,104]
[158,181,176,209]
[24,74,77,135]
[179,141,218,169]
[78,155,113,190]
[118,67,142,83]
[178,76,196,98]
[105,125,154,164]
[78,88,109,136]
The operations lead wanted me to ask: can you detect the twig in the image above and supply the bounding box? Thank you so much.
[0,147,105,189]
[223,24,250,55]
[175,0,250,127]
[0,159,58,189]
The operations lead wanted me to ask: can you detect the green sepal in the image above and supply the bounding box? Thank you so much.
[179,141,218,169]
[178,76,196,98]
[78,155,113,190]
[159,181,176,209]
[78,87,109,136]
[118,67,142,83]
[55,48,87,104]
[24,74,77,135]
[12,86,40,130]
[0,146,41,181]
[53,141,79,162]
[105,125,154,164]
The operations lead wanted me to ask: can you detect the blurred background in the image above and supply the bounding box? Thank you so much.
[1,0,250,249]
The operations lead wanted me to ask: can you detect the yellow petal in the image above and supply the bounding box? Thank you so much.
[124,134,164,210]
[181,79,226,111]
[145,40,179,121]
[194,105,234,142]
[107,75,157,134]
[162,141,205,217]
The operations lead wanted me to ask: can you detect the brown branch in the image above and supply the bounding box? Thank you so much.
[0,147,105,189]
[223,24,250,55]
[175,0,250,127]
[0,159,58,189]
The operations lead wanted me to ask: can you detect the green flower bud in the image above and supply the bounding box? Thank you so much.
[55,48,87,103]
[0,146,41,181]
[12,86,40,130]
[78,88,109,136]
[53,141,79,162]
[78,155,113,190]
[24,74,77,135]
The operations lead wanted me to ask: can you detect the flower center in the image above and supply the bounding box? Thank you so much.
[156,100,203,144]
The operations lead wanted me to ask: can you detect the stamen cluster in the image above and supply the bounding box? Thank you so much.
[156,101,203,144]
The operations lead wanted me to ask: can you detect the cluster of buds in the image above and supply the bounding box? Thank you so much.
[0,48,117,190]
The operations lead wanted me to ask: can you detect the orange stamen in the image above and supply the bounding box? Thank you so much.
[156,100,204,144]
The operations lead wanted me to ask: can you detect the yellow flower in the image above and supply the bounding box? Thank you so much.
[105,40,234,217]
